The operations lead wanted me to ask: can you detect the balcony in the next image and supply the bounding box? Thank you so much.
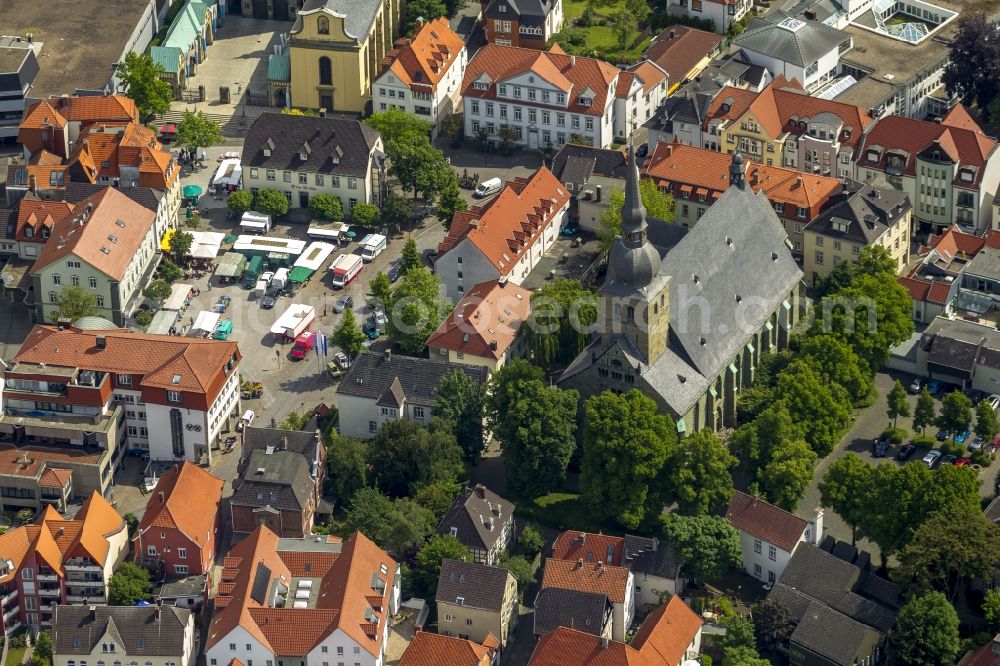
[3,607,17,622]
[1,591,17,605]
[64,561,100,572]
[5,621,22,634]
[36,573,57,582]
[66,594,105,604]
[39,604,53,613]
[37,588,59,598]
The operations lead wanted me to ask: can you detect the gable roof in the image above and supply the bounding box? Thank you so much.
[483,0,559,21]
[462,44,620,117]
[550,144,628,184]
[378,18,465,93]
[621,61,667,97]
[337,351,488,407]
[533,587,611,637]
[529,627,638,666]
[807,179,910,245]
[426,279,532,360]
[231,449,313,512]
[30,187,157,280]
[959,638,1000,666]
[436,559,513,612]
[735,11,851,67]
[439,166,570,274]
[52,605,192,655]
[437,484,515,551]
[138,461,224,546]
[551,532,625,566]
[630,596,703,664]
[399,631,494,666]
[542,559,630,604]
[643,26,723,87]
[726,491,808,552]
[13,196,74,243]
[243,113,381,178]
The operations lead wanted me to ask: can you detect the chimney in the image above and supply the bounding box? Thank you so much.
[89,605,96,620]
[576,558,584,570]
[280,436,288,450]
[384,349,391,363]
[809,508,824,545]
[669,29,676,39]
[601,637,610,649]
[95,335,107,349]
[56,317,72,330]
[154,600,162,621]
[595,184,602,202]
[475,484,486,499]
[596,561,604,572]
[159,491,165,505]
[579,532,586,545]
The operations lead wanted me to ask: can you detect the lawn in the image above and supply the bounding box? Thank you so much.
[556,0,653,62]
[5,646,25,666]
[515,492,623,534]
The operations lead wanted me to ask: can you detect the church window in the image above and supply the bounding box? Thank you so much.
[319,57,332,86]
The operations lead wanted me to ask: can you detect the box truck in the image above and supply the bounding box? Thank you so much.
[329,253,364,289]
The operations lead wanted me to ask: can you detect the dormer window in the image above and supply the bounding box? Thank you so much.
[578,96,592,107]
[499,3,506,10]
[867,147,882,163]
[24,226,34,239]
[474,81,489,91]
[960,169,974,182]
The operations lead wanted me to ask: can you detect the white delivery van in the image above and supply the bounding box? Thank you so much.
[271,267,290,290]
[240,211,272,234]
[359,234,387,262]
[474,177,503,199]
[253,279,268,298]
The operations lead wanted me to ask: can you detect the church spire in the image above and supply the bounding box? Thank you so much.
[621,143,647,248]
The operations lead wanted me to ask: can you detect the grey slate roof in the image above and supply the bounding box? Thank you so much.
[551,145,628,185]
[337,351,489,408]
[966,246,1000,280]
[52,605,191,656]
[63,182,165,213]
[0,208,12,242]
[919,317,1000,377]
[625,538,681,580]
[292,0,384,45]
[157,574,208,600]
[735,11,851,67]
[231,449,313,512]
[436,559,513,612]
[242,112,381,178]
[807,180,910,246]
[438,484,515,552]
[241,426,323,476]
[483,0,558,24]
[789,601,881,666]
[533,587,610,637]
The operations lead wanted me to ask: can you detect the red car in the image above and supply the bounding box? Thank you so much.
[955,457,974,467]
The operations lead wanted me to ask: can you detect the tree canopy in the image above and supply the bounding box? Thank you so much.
[53,285,98,321]
[943,13,1000,112]
[142,279,172,306]
[937,390,973,436]
[253,189,290,218]
[772,359,851,456]
[522,280,598,366]
[325,434,369,503]
[411,535,469,598]
[818,453,874,545]
[400,238,422,276]
[385,267,448,353]
[598,180,675,250]
[176,110,223,153]
[108,562,152,605]
[890,592,961,666]
[664,429,737,516]
[308,193,344,222]
[368,419,465,497]
[115,52,172,120]
[351,202,379,227]
[660,513,741,583]
[332,307,366,359]
[227,190,254,214]
[434,370,487,463]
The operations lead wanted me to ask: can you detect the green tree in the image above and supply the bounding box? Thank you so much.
[797,335,873,405]
[439,114,462,143]
[890,592,961,666]
[325,435,369,504]
[368,419,465,497]
[722,647,771,666]
[402,0,448,31]
[485,360,544,432]
[943,13,1000,112]
[984,588,1000,632]
[133,310,153,327]
[717,614,756,651]
[365,109,433,146]
[582,390,676,529]
[818,453,874,545]
[729,404,802,472]
[159,259,183,284]
[772,360,852,456]
[227,190,254,214]
[53,285,99,321]
[169,229,194,261]
[386,268,448,353]
[175,110,223,156]
[108,561,152,605]
[496,124,520,155]
[893,504,1000,599]
[498,554,535,601]
[434,369,486,463]
[887,379,911,428]
[522,280,598,366]
[913,387,936,433]
[610,8,635,48]
[436,176,467,227]
[382,499,437,557]
[976,399,1000,441]
[660,513,741,583]
[500,381,579,498]
[400,238,422,276]
[142,279,172,306]
[758,437,816,512]
[333,307,366,359]
[380,193,412,233]
[308,193,344,221]
[665,429,736,516]
[937,390,973,437]
[369,272,393,308]
[518,524,544,557]
[351,202,379,226]
[412,536,469,598]
[816,245,899,296]
[343,487,394,539]
[754,597,795,654]
[253,188,290,218]
[124,513,139,538]
[412,480,461,519]
[386,134,452,199]
[279,410,310,430]
[624,0,652,22]
[115,52,172,121]
[598,181,675,250]
[32,631,52,666]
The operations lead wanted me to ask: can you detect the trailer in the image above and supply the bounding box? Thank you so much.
[270,304,316,341]
[290,242,336,285]
[307,223,350,243]
[359,234,387,262]
[239,211,272,234]
[232,235,306,260]
[329,253,364,289]
[242,256,264,288]
[211,159,243,192]
[271,267,290,290]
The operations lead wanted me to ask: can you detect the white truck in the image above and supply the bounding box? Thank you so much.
[271,267,290,290]
[359,234,387,262]
[239,211,272,234]
[329,253,364,289]
[253,279,268,298]
[269,304,315,341]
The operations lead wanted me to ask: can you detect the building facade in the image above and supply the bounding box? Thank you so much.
[438,485,515,565]
[436,559,519,647]
[662,0,751,34]
[52,605,196,666]
[0,37,38,144]
[612,61,668,141]
[288,0,403,114]
[726,491,824,585]
[481,0,563,48]
[230,449,317,538]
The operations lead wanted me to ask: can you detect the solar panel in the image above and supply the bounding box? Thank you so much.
[251,564,271,604]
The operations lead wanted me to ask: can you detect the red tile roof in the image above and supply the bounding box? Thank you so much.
[643,26,723,87]
[859,106,997,188]
[922,226,1000,258]
[379,18,465,93]
[69,123,177,190]
[14,196,74,243]
[542,559,630,604]
[38,468,72,489]
[645,141,841,210]
[529,627,640,666]
[463,44,621,117]
[551,531,625,566]
[400,632,495,666]
[898,275,952,305]
[626,61,668,95]
[425,279,532,360]
[726,491,807,553]
[439,166,569,274]
[630,596,702,664]
[958,640,1000,666]
[139,461,224,546]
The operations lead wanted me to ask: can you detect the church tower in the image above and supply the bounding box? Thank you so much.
[601,145,671,365]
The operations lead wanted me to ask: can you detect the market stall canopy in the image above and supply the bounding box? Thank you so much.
[147,310,175,335]
[182,184,203,198]
[160,124,177,134]
[214,251,248,278]
[161,229,175,252]
[192,310,220,333]
[289,266,313,284]
[162,283,193,311]
[188,231,225,259]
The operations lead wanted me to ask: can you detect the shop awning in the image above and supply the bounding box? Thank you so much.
[289,266,314,283]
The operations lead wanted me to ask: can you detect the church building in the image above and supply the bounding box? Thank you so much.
[558,147,803,433]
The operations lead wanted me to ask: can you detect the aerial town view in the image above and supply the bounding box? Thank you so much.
[1,0,1000,662]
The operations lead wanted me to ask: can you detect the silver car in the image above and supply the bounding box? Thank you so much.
[922,449,942,468]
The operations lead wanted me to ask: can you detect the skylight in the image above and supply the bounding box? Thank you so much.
[778,17,806,32]
[172,374,181,384]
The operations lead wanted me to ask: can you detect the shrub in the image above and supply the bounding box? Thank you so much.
[133,310,153,327]
[517,524,544,557]
[971,450,993,467]
[912,434,937,448]
[939,440,965,457]
[882,427,908,445]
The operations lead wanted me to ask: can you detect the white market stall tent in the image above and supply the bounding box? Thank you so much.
[162,283,193,311]
[188,231,226,259]
[192,310,221,335]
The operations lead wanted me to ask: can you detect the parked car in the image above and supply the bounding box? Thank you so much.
[261,271,275,285]
[970,437,985,452]
[333,351,350,370]
[237,409,256,432]
[955,457,974,467]
[896,444,917,461]
[873,434,892,458]
[928,379,942,396]
[988,394,1000,410]
[373,309,388,327]
[936,429,950,441]
[955,430,971,444]
[941,454,958,465]
[333,295,353,313]
[965,388,986,405]
[922,449,943,468]
[362,319,381,340]
[988,436,1000,453]
[909,377,924,394]
[387,260,402,283]
[260,295,276,309]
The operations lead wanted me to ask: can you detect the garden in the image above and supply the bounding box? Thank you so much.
[550,0,657,63]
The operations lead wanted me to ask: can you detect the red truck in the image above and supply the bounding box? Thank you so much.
[290,331,316,360]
